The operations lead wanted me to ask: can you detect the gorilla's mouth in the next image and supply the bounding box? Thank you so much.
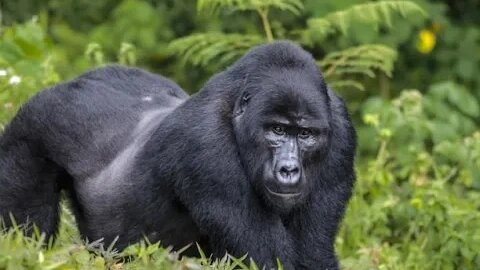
[265,185,302,198]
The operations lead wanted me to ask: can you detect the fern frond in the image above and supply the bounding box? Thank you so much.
[197,0,303,15]
[329,80,366,91]
[304,1,426,43]
[168,33,264,68]
[319,44,397,90]
[333,67,376,78]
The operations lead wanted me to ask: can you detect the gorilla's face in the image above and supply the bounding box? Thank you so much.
[233,70,331,213]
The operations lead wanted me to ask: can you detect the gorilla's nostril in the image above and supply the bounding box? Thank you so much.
[278,164,301,185]
[280,165,299,176]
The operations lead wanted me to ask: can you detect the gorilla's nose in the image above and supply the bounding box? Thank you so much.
[276,161,301,185]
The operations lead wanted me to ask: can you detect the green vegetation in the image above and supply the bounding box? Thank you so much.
[1,0,479,269]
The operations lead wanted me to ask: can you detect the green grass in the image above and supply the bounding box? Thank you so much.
[1,204,267,270]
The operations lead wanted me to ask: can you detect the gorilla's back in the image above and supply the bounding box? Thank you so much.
[1,65,188,180]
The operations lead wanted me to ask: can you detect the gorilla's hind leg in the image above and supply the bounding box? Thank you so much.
[0,141,62,239]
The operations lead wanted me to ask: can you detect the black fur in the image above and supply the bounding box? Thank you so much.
[0,41,356,269]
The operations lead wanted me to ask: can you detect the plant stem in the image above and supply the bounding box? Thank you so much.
[375,139,389,172]
[379,73,390,99]
[258,8,274,42]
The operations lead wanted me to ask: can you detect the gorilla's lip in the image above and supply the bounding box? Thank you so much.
[265,186,301,198]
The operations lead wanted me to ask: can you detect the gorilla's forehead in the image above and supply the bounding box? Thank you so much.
[254,70,328,115]
[253,86,330,128]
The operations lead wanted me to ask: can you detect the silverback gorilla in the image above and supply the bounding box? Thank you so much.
[0,41,355,269]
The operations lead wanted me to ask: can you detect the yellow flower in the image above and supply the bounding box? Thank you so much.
[416,29,436,54]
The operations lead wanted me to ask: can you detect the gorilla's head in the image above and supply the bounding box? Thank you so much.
[232,42,332,213]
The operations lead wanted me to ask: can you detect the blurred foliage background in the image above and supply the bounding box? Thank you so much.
[0,0,479,269]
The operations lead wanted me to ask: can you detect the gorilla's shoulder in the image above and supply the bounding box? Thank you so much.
[78,65,147,80]
[77,65,186,97]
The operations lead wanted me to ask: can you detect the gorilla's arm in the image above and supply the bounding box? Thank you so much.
[291,89,356,269]
[172,154,296,269]
[291,181,353,269]
[184,192,295,268]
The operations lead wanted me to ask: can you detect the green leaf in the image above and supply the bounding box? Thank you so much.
[428,81,480,118]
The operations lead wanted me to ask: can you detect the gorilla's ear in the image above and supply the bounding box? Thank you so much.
[233,92,251,117]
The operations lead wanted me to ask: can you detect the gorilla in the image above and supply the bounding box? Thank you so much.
[0,41,356,269]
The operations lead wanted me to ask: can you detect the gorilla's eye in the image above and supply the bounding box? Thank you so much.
[298,129,313,139]
[272,125,286,135]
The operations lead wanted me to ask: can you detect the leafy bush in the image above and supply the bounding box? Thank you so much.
[0,18,60,124]
[340,91,480,269]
